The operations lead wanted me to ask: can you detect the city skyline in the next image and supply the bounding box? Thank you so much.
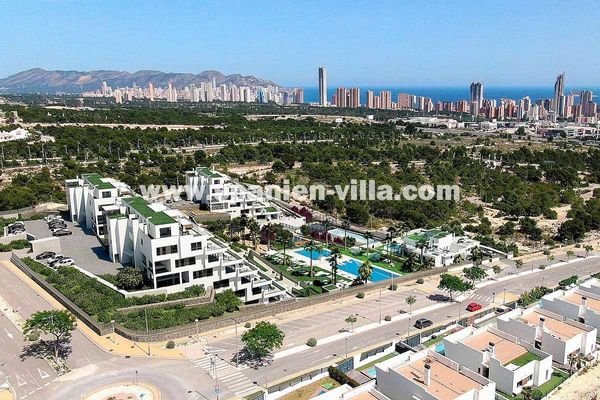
[2,1,600,86]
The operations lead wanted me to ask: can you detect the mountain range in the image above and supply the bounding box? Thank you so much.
[0,68,280,93]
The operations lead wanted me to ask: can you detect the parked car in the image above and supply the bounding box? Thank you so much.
[466,302,482,312]
[35,251,56,260]
[47,254,64,264]
[53,230,72,237]
[45,215,63,222]
[48,221,66,228]
[51,258,74,268]
[50,227,68,233]
[414,318,433,329]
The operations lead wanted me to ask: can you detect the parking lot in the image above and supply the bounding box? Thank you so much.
[24,218,120,276]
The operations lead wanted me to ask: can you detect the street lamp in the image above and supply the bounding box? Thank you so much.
[144,308,151,356]
[195,318,199,339]
[110,319,116,344]
[492,291,496,303]
[503,288,507,305]
[232,318,239,367]
[345,337,348,360]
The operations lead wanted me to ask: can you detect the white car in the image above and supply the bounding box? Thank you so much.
[47,254,64,264]
[51,258,74,268]
[45,215,62,222]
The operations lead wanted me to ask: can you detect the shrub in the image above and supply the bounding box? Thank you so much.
[328,366,359,388]
[244,322,252,328]
[384,315,391,322]
[389,283,398,291]
[306,337,317,347]
[559,275,578,289]
[416,278,425,284]
[116,267,144,290]
[356,292,365,299]
[538,265,546,270]
[28,332,39,341]
[166,340,175,349]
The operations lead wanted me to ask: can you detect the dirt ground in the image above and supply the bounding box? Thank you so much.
[547,362,600,400]
[280,377,340,400]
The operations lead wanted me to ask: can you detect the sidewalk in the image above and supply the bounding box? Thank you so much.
[0,260,188,360]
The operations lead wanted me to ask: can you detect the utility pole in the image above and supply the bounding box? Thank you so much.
[144,308,151,356]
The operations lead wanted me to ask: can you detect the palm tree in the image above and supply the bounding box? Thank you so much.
[416,238,429,264]
[263,223,274,250]
[584,245,593,258]
[470,247,483,266]
[421,257,435,270]
[404,253,419,273]
[405,295,416,315]
[304,240,323,277]
[341,220,351,249]
[277,232,292,280]
[568,352,583,375]
[547,254,555,264]
[364,231,374,257]
[358,260,373,283]
[520,386,534,400]
[345,314,357,333]
[515,259,524,269]
[566,250,575,262]
[328,247,341,284]
[247,219,260,250]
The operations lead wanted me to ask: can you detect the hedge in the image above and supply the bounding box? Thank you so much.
[328,366,359,388]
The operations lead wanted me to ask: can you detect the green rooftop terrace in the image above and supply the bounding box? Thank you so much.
[82,173,115,190]
[197,167,224,178]
[122,197,176,226]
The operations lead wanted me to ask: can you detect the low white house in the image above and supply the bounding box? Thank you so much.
[395,229,479,267]
[443,326,553,395]
[0,127,30,142]
[496,307,596,367]
[540,280,600,337]
[375,349,496,400]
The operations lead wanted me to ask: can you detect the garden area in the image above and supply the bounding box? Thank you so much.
[498,369,568,400]
[280,377,340,400]
[21,257,243,330]
[336,246,405,275]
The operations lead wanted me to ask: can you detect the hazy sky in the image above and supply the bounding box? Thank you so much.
[2,0,600,87]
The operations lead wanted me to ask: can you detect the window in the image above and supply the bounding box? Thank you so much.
[175,257,196,268]
[102,191,111,198]
[208,254,219,263]
[141,254,147,267]
[213,279,230,289]
[191,242,202,251]
[156,245,178,256]
[193,268,213,279]
[159,227,171,238]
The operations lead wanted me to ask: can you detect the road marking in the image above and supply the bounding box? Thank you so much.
[38,368,50,379]
[16,375,26,386]
[4,328,13,339]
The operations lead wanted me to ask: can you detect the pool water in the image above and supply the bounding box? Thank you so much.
[364,366,377,378]
[337,259,397,282]
[294,248,332,260]
[435,342,445,355]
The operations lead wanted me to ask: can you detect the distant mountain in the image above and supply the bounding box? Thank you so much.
[0,68,280,93]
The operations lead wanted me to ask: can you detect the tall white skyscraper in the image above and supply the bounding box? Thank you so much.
[554,73,565,118]
[318,66,327,106]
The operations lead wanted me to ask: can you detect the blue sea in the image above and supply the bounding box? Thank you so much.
[301,86,600,104]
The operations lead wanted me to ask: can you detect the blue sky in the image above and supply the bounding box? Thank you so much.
[2,0,600,87]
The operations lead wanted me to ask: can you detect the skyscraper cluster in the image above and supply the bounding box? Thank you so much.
[86,81,304,106]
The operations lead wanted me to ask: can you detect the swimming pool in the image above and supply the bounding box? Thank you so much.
[435,342,445,355]
[294,248,332,260]
[337,259,397,282]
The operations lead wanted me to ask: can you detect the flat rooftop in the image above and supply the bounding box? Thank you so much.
[349,392,379,400]
[122,197,176,226]
[196,167,225,178]
[462,330,528,366]
[519,310,585,340]
[396,358,483,400]
[82,173,115,190]
[564,292,600,313]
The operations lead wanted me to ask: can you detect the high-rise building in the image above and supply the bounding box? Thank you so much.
[350,88,360,108]
[366,91,374,108]
[318,66,327,106]
[380,90,392,109]
[580,90,593,116]
[469,81,484,116]
[293,88,304,104]
[398,93,411,109]
[553,73,565,118]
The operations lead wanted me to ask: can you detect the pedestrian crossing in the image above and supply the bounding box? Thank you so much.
[467,293,494,303]
[191,356,258,397]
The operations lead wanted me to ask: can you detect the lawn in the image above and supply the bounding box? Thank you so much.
[357,352,399,372]
[337,247,405,275]
[497,370,568,400]
[505,352,542,367]
[280,377,340,400]
[423,334,447,347]
[269,261,349,284]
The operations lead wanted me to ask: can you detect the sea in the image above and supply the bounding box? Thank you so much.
[301,86,600,104]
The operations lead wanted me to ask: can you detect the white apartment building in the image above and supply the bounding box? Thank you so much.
[66,173,132,238]
[186,167,282,221]
[443,326,552,395]
[0,127,30,142]
[375,350,496,400]
[496,307,596,367]
[540,280,600,337]
[395,229,480,267]
[66,175,287,303]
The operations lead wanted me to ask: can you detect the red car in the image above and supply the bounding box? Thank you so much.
[466,302,482,312]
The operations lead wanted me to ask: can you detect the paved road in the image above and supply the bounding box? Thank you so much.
[2,253,600,399]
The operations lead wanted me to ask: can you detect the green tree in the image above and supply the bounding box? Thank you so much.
[405,295,416,315]
[116,267,144,290]
[358,260,373,283]
[247,219,260,250]
[416,238,429,264]
[364,231,374,256]
[304,240,323,277]
[515,259,524,270]
[438,274,473,301]
[328,247,341,284]
[463,266,487,283]
[341,220,351,248]
[566,250,575,262]
[345,314,357,333]
[214,289,242,312]
[584,245,594,258]
[241,321,285,360]
[23,310,76,361]
[492,265,503,277]
[469,247,484,266]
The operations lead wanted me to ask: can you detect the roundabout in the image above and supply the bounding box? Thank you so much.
[83,382,160,400]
